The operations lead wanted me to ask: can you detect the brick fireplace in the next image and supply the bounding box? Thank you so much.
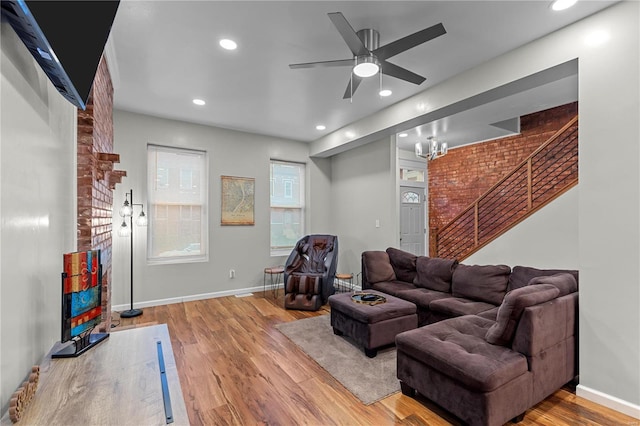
[76,56,125,331]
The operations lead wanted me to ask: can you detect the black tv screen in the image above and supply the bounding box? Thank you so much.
[1,0,120,109]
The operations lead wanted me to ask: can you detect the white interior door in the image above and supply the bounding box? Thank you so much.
[399,187,425,255]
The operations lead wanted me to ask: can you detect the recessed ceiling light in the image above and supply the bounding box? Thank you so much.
[315,124,326,130]
[219,39,237,50]
[551,0,577,11]
[379,89,392,97]
[192,99,206,106]
[398,133,408,138]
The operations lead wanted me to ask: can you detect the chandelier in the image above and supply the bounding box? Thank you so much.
[415,137,448,160]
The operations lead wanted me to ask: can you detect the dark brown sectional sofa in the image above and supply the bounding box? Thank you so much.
[361,247,579,426]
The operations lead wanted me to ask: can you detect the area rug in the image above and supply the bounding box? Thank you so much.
[275,315,399,405]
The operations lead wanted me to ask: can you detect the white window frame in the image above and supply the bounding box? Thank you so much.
[147,144,208,264]
[270,160,305,256]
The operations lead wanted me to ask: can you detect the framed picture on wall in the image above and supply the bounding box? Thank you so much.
[221,175,255,225]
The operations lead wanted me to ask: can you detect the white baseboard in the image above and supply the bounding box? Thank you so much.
[111,281,362,312]
[576,384,640,419]
[112,281,364,313]
[111,284,265,312]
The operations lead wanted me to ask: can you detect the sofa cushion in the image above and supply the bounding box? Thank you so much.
[485,284,560,346]
[508,266,579,292]
[386,247,417,283]
[477,306,499,321]
[413,256,458,292]
[452,264,511,305]
[396,315,528,392]
[429,297,497,317]
[371,280,416,297]
[363,251,396,284]
[528,273,577,296]
[394,288,451,309]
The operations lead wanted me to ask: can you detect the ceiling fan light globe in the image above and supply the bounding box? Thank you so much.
[353,62,379,78]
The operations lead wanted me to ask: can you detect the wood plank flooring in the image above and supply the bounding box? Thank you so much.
[115,292,638,426]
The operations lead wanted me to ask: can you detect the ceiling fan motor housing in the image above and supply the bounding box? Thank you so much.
[356,28,380,51]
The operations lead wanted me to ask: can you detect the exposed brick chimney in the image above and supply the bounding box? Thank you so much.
[76,56,125,330]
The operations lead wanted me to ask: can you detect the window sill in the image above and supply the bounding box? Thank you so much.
[147,255,208,266]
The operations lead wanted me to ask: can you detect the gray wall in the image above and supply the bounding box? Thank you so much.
[466,187,578,268]
[0,23,77,410]
[111,110,332,307]
[575,2,639,412]
[330,136,398,275]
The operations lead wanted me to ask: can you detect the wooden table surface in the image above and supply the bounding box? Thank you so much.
[1,324,189,426]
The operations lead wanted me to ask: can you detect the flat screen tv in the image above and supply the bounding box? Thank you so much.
[0,0,120,110]
[53,249,108,358]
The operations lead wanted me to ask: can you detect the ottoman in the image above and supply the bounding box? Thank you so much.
[328,290,418,357]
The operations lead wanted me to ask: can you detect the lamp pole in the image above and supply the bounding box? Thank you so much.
[120,189,144,318]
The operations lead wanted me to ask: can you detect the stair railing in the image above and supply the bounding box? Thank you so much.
[435,115,578,260]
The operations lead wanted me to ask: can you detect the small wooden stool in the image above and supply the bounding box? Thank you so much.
[263,266,284,297]
[335,273,354,293]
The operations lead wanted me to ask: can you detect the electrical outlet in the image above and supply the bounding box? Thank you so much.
[229,269,235,278]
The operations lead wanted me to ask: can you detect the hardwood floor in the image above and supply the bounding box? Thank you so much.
[115,292,638,426]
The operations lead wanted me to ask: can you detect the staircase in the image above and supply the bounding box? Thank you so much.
[435,116,578,261]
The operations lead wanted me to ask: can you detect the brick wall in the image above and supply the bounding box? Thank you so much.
[77,56,117,330]
[428,102,578,255]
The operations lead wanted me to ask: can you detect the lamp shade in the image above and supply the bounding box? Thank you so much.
[136,211,148,227]
[119,203,132,217]
[118,220,131,237]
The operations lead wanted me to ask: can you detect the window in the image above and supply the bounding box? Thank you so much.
[270,160,305,255]
[402,191,421,203]
[147,145,207,263]
[400,167,425,182]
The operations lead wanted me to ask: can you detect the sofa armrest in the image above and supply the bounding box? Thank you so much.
[361,254,372,289]
[512,292,578,356]
[512,292,578,404]
[361,251,396,290]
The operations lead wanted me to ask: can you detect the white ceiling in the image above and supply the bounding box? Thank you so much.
[108,1,614,153]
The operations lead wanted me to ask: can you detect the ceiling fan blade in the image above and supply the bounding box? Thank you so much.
[343,75,363,99]
[289,59,353,69]
[380,61,426,85]
[374,23,446,60]
[328,12,369,57]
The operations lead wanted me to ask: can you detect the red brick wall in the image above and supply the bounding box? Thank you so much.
[77,56,115,330]
[428,102,578,255]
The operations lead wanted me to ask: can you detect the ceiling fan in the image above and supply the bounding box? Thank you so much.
[289,12,446,99]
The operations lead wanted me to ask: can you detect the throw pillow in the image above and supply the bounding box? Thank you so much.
[413,256,458,292]
[528,273,577,296]
[386,247,417,283]
[486,284,560,346]
[452,264,511,305]
[362,251,396,284]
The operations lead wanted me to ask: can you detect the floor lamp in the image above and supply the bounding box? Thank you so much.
[118,189,147,318]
